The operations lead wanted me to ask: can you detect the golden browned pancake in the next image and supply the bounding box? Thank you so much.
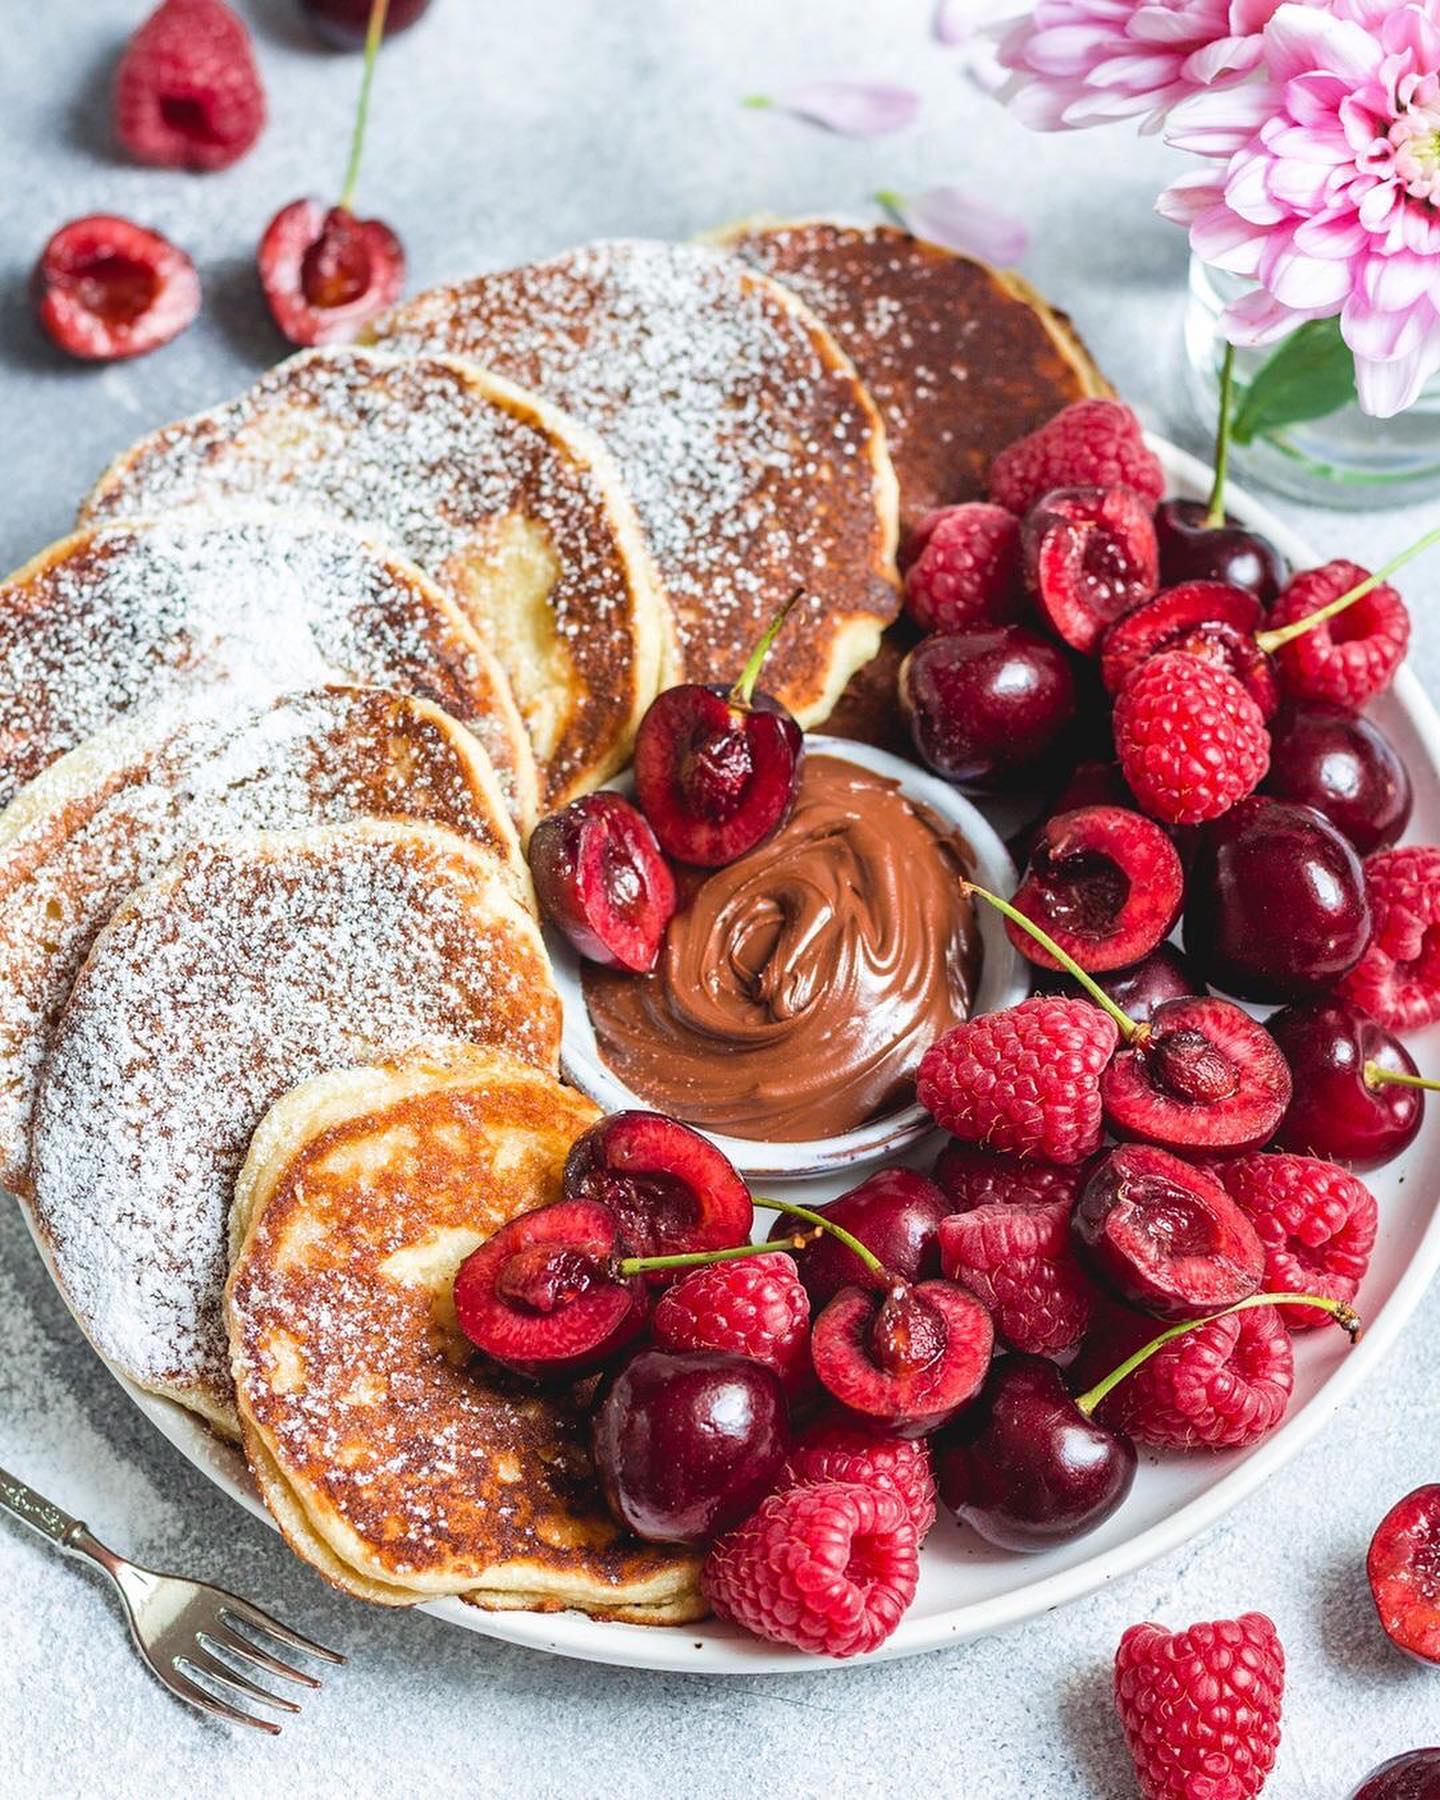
[26,822,561,1435]
[81,350,672,808]
[0,687,528,1197]
[716,218,1109,536]
[0,510,539,831]
[370,239,901,726]
[227,1050,704,1622]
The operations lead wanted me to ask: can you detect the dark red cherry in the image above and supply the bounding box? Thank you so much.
[1367,1484,1440,1667]
[1183,797,1372,1003]
[810,1277,994,1436]
[1268,998,1424,1170]
[1099,581,1279,718]
[300,0,432,46]
[764,1168,949,1309]
[1154,499,1286,607]
[258,200,405,346]
[1011,805,1184,973]
[562,1111,751,1275]
[591,1348,789,1545]
[1072,1143,1264,1320]
[1034,942,1203,1024]
[528,792,676,971]
[1352,1749,1440,1799]
[900,626,1078,791]
[935,1355,1136,1551]
[1022,485,1159,653]
[1264,701,1413,856]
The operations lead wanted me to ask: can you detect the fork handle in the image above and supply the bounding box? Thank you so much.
[0,1465,86,1550]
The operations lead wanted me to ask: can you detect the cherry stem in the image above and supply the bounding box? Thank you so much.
[874,190,906,225]
[1204,342,1235,530]
[1364,1061,1440,1095]
[730,589,804,710]
[1074,1290,1362,1417]
[963,882,1141,1044]
[1256,524,1440,656]
[751,1196,887,1279]
[616,1236,807,1277]
[338,0,391,210]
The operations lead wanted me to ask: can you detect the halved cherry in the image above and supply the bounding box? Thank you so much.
[1072,1143,1265,1320]
[33,215,200,361]
[259,199,404,346]
[1011,806,1183,974]
[1021,485,1159,654]
[562,1111,751,1275]
[810,1277,994,1438]
[1368,1484,1440,1666]
[528,793,676,972]
[1099,581,1279,718]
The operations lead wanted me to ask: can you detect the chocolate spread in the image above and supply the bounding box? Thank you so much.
[582,754,980,1141]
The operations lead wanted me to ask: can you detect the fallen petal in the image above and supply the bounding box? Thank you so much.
[886,186,1029,264]
[764,79,921,137]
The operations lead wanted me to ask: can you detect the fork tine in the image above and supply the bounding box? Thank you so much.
[204,1622,321,1690]
[219,1599,346,1665]
[165,1664,282,1735]
[185,1645,303,1715]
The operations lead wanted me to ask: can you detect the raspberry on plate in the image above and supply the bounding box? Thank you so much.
[1115,1612,1284,1800]
[931,1142,1085,1213]
[938,1198,1094,1358]
[651,1256,811,1393]
[781,1418,936,1540]
[1338,845,1440,1031]
[1207,1153,1377,1331]
[1114,651,1270,826]
[702,1482,919,1658]
[1078,1299,1294,1450]
[987,399,1166,516]
[917,995,1119,1165]
[903,503,1023,633]
[1265,560,1409,710]
[114,0,266,172]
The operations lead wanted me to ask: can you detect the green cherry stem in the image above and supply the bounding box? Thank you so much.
[751,1196,887,1280]
[1205,342,1236,529]
[616,1235,808,1278]
[1075,1291,1363,1418]
[963,882,1144,1045]
[1363,1062,1440,1095]
[729,589,804,711]
[338,0,391,210]
[1255,524,1440,656]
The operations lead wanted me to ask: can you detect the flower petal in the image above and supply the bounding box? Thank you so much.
[890,187,1030,264]
[765,80,921,137]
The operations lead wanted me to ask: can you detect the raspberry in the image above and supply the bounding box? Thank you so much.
[651,1257,810,1392]
[1114,652,1270,826]
[931,1142,1085,1212]
[938,1199,1094,1357]
[114,0,266,172]
[1079,1300,1293,1450]
[917,995,1118,1165]
[1207,1153,1377,1331]
[1338,845,1440,1030]
[1267,562,1409,710]
[1115,1612,1285,1800]
[702,1482,918,1658]
[903,503,1023,633]
[781,1418,936,1540]
[987,399,1166,516]
[31,216,200,362]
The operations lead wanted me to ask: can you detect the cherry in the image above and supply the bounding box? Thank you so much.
[1011,806,1183,974]
[1183,797,1371,1003]
[1022,485,1159,654]
[1368,1484,1440,1666]
[1155,501,1286,607]
[591,1348,789,1545]
[562,1111,752,1274]
[528,792,676,972]
[1099,581,1279,718]
[1352,1751,1440,1800]
[1034,942,1202,1024]
[32,215,200,361]
[900,626,1078,791]
[1264,701,1413,856]
[300,0,432,47]
[762,1168,948,1309]
[1268,998,1426,1170]
[1072,1144,1265,1320]
[810,1276,994,1438]
[632,596,804,866]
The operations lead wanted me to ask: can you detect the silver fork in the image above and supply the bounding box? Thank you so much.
[0,1464,344,1732]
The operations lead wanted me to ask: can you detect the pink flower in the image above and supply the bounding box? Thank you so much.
[997,1,1283,131]
[1160,2,1440,415]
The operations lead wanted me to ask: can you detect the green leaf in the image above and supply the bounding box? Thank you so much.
[1231,317,1357,446]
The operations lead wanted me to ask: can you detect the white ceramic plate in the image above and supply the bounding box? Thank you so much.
[34,437,1440,1672]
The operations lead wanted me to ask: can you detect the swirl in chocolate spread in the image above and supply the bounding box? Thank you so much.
[582,754,980,1141]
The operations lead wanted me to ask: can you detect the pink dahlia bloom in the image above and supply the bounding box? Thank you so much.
[997,1,1284,130]
[1161,2,1440,415]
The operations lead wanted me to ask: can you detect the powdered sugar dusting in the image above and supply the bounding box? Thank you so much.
[27,824,561,1421]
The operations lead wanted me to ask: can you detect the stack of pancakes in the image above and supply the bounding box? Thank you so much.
[1,222,1102,1623]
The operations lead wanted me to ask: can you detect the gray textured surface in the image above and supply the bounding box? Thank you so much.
[3,3,1439,1795]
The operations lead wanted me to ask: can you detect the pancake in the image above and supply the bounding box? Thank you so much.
[0,686,529,1197]
[0,510,539,831]
[27,822,561,1434]
[370,238,901,726]
[715,218,1109,536]
[81,349,672,807]
[227,1049,704,1622]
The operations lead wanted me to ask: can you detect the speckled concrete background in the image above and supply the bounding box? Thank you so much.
[2,3,1439,1794]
